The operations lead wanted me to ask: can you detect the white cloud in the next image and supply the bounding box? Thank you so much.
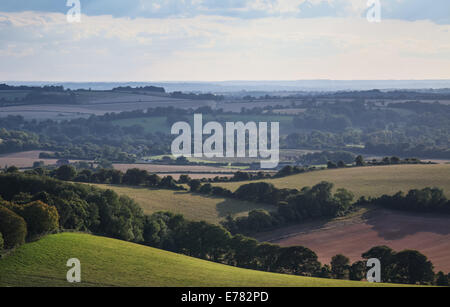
[0,11,449,81]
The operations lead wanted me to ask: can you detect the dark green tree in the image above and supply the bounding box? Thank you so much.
[0,206,27,248]
[178,174,191,184]
[228,234,259,269]
[436,271,449,286]
[276,246,321,276]
[6,166,19,173]
[147,174,161,187]
[355,155,365,166]
[199,183,213,194]
[188,179,202,192]
[122,168,148,186]
[327,161,338,169]
[55,165,77,181]
[19,201,60,237]
[331,254,350,279]
[390,250,434,285]
[256,243,281,272]
[362,246,395,282]
[349,261,366,281]
[318,264,332,278]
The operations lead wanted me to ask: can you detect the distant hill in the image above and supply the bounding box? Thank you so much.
[3,80,450,92]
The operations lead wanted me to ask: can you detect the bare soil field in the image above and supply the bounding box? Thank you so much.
[0,151,85,168]
[0,151,56,168]
[259,208,450,272]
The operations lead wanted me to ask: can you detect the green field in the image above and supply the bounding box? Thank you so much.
[0,233,398,287]
[213,164,450,198]
[113,117,169,133]
[89,164,450,224]
[90,184,273,224]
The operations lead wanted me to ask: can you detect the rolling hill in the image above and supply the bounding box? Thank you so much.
[89,184,274,224]
[212,164,450,198]
[0,233,397,287]
[87,164,450,225]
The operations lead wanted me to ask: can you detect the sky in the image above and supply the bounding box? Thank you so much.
[0,0,449,82]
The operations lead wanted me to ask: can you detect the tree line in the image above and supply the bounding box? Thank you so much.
[358,187,450,214]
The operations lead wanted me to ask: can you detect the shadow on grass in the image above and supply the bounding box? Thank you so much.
[174,191,274,218]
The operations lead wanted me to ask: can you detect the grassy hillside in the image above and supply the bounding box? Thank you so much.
[213,164,450,198]
[88,164,450,224]
[0,233,396,287]
[89,184,273,224]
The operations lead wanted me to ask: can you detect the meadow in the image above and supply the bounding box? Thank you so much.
[0,233,397,287]
[213,164,450,198]
[89,184,273,224]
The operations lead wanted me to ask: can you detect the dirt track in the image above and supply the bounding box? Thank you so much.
[258,209,450,272]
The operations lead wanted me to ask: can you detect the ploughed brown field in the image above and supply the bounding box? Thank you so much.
[258,208,450,272]
[0,151,60,168]
[113,163,238,173]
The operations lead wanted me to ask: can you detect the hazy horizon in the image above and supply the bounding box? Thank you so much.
[3,79,450,92]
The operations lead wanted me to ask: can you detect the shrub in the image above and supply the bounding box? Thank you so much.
[0,232,4,250]
[188,179,202,192]
[234,182,278,204]
[178,175,191,184]
[211,186,233,197]
[6,166,19,173]
[199,183,212,194]
[0,206,27,248]
[122,168,148,186]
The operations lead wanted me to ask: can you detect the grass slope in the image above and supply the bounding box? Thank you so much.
[0,233,396,287]
[213,164,450,198]
[89,184,274,224]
